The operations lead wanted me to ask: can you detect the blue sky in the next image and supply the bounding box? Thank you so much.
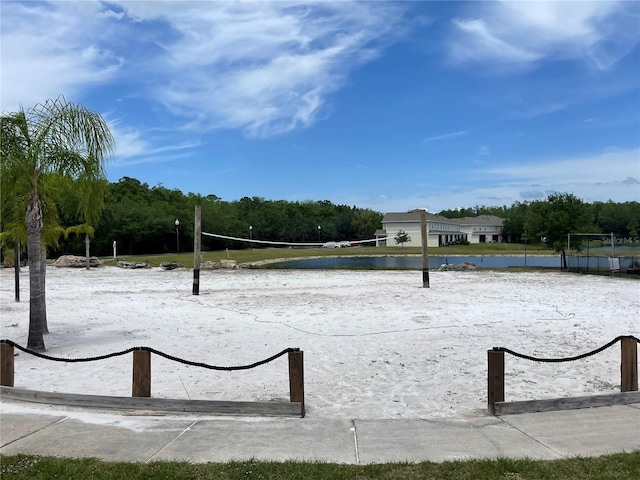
[2,1,639,214]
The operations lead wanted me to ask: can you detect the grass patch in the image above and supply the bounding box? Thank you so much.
[2,452,639,479]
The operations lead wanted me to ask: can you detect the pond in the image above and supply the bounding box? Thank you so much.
[265,255,561,270]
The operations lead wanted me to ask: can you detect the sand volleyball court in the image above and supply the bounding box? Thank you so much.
[1,266,638,419]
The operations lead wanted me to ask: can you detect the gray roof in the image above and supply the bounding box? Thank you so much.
[381,210,452,223]
[381,211,503,227]
[457,215,504,226]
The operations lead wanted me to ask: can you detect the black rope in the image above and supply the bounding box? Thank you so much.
[494,335,639,363]
[0,339,298,371]
[146,346,297,371]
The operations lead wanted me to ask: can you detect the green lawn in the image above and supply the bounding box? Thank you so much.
[2,452,639,479]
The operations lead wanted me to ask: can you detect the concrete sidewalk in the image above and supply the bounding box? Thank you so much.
[1,403,639,464]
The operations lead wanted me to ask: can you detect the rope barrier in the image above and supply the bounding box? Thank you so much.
[494,335,639,363]
[0,339,297,371]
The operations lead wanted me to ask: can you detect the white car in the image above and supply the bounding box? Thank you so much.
[322,242,339,248]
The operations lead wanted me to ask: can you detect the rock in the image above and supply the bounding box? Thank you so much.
[199,259,238,270]
[438,261,477,271]
[117,260,151,269]
[160,261,184,270]
[55,255,103,268]
[219,259,237,269]
[240,263,260,269]
[201,261,220,270]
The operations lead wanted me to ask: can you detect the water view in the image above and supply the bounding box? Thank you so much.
[266,255,561,270]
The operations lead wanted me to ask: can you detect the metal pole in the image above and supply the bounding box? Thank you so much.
[611,232,614,258]
[175,219,180,255]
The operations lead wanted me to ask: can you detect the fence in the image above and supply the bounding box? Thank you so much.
[563,255,640,277]
[487,335,639,415]
[0,339,305,417]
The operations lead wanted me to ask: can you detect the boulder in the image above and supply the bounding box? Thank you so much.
[160,261,184,270]
[199,259,238,270]
[201,261,220,270]
[240,263,260,269]
[220,259,238,269]
[55,255,103,268]
[117,260,151,269]
[438,261,477,271]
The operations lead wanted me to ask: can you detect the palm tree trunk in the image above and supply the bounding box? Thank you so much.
[40,246,49,334]
[14,240,20,302]
[26,190,46,351]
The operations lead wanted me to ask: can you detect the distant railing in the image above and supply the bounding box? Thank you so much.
[0,339,305,417]
[488,335,639,415]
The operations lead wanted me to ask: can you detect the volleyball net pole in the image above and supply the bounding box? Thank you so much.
[193,205,201,295]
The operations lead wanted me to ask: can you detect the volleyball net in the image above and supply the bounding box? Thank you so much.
[202,231,391,248]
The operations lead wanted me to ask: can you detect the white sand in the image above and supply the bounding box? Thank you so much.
[1,266,638,419]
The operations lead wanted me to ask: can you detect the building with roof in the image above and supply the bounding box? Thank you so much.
[375,210,504,247]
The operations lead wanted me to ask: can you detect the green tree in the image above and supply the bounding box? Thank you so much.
[53,174,109,269]
[594,201,640,238]
[0,96,114,350]
[395,230,411,249]
[502,201,530,242]
[525,193,594,253]
[351,209,383,240]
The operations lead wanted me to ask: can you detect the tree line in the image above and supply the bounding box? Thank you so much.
[9,176,640,260]
[56,184,639,257]
[438,194,640,252]
[52,176,384,257]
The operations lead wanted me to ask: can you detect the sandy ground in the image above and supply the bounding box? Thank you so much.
[1,266,638,420]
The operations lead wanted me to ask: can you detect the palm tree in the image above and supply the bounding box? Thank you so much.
[0,96,114,351]
[54,173,109,271]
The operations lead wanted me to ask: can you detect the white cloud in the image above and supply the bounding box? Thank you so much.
[337,149,640,213]
[423,130,468,143]
[479,149,640,185]
[450,18,541,66]
[0,1,123,112]
[113,1,407,137]
[106,118,199,167]
[1,1,407,138]
[448,1,640,70]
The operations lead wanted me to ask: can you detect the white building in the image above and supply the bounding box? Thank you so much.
[375,210,504,247]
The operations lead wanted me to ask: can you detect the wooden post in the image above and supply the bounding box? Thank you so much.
[621,338,638,392]
[1,342,15,387]
[420,209,430,288]
[488,348,504,414]
[193,205,201,295]
[132,349,151,397]
[288,349,305,417]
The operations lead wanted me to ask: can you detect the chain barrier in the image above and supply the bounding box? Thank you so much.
[494,335,639,363]
[0,339,297,371]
